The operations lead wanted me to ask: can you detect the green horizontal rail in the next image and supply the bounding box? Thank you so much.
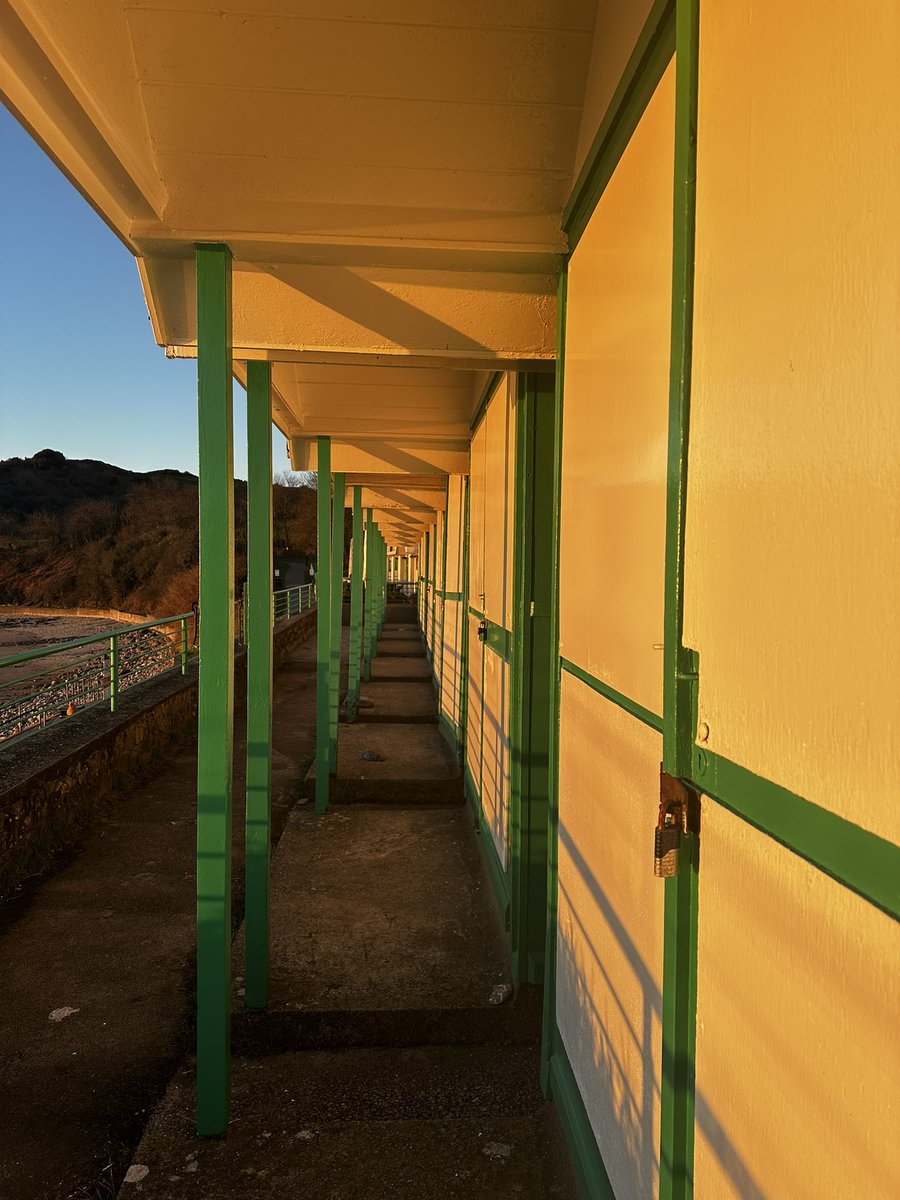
[0,612,194,670]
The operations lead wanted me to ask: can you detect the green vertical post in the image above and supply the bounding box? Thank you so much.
[660,2,701,1197]
[509,373,556,987]
[180,617,189,675]
[244,360,273,1011]
[346,487,364,722]
[363,508,374,681]
[315,438,332,814]
[541,267,567,1096]
[430,523,438,659]
[195,242,234,1136]
[329,473,345,773]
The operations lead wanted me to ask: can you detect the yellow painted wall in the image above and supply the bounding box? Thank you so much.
[683,0,900,839]
[440,476,466,728]
[483,374,515,632]
[469,420,486,614]
[694,804,900,1199]
[559,62,674,717]
[557,671,664,1199]
[465,612,483,793]
[481,644,510,868]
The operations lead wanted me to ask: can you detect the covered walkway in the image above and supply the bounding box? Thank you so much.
[123,602,574,1198]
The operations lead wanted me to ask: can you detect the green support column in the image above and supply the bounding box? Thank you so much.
[329,472,345,773]
[346,487,364,722]
[363,508,374,682]
[244,360,273,1012]
[378,530,387,636]
[315,438,332,814]
[195,243,234,1136]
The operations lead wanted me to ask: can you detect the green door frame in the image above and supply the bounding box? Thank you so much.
[346,486,363,722]
[328,473,345,774]
[508,371,557,986]
[315,438,331,814]
[194,242,235,1136]
[243,360,273,1012]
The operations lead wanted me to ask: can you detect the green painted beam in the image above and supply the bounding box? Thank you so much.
[541,266,567,1095]
[315,438,331,815]
[346,486,363,722]
[509,372,556,987]
[329,472,345,774]
[363,508,374,682]
[659,2,700,1196]
[194,242,234,1136]
[243,360,273,1012]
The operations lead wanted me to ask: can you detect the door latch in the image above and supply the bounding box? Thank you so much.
[654,768,700,878]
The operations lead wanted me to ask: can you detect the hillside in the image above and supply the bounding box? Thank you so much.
[0,450,322,616]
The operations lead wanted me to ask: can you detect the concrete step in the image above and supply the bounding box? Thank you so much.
[304,721,459,805]
[231,990,543,1055]
[118,1046,576,1199]
[234,806,507,1014]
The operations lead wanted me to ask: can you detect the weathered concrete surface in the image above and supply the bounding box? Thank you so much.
[304,720,460,803]
[0,629,322,1200]
[114,1048,575,1200]
[237,806,509,1014]
[370,654,432,680]
[351,679,438,720]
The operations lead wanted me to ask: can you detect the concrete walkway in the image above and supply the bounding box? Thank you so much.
[0,618,327,1200]
[119,604,576,1199]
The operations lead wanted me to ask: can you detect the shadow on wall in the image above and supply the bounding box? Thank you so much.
[557,823,769,1200]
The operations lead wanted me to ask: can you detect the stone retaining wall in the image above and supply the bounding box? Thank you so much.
[0,610,316,899]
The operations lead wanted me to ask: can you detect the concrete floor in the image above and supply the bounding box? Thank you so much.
[119,604,577,1199]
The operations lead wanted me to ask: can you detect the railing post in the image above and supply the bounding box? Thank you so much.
[109,635,119,712]
[194,242,235,1136]
[346,486,363,722]
[244,359,274,1012]
[315,438,332,813]
[180,618,188,675]
[329,472,345,774]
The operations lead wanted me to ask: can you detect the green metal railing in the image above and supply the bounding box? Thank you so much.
[272,582,316,623]
[0,613,194,748]
[1,585,319,750]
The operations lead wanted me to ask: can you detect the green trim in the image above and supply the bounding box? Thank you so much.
[465,764,510,931]
[194,242,234,1136]
[437,711,458,752]
[508,373,556,986]
[457,477,471,765]
[243,360,273,1012]
[548,1031,616,1200]
[314,438,332,815]
[436,589,463,602]
[560,657,663,733]
[470,370,504,435]
[466,607,512,665]
[659,2,701,1195]
[541,266,567,1095]
[660,828,700,1200]
[362,508,374,682]
[697,750,900,921]
[485,620,512,665]
[328,472,345,776]
[346,487,363,722]
[564,0,675,251]
[438,482,450,710]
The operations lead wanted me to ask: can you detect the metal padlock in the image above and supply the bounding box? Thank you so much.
[653,803,682,878]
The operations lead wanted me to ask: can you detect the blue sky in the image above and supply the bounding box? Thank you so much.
[0,104,290,480]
